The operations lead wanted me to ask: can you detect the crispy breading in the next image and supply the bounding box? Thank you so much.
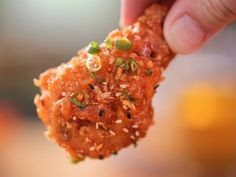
[34,4,175,161]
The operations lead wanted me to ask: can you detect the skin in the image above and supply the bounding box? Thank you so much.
[120,0,236,54]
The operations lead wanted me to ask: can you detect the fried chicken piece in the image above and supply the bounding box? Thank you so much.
[34,4,175,162]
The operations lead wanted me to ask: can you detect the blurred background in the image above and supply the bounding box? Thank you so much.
[0,0,236,177]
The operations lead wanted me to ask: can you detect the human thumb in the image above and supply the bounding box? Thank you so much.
[164,0,236,54]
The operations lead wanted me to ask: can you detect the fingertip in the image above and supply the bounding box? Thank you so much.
[163,1,206,54]
[164,16,206,54]
[120,0,156,28]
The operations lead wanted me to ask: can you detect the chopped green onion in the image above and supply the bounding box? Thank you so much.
[125,57,138,72]
[120,91,135,102]
[104,38,113,49]
[89,71,103,83]
[70,98,86,110]
[130,59,138,72]
[115,57,123,67]
[145,69,153,76]
[71,158,82,164]
[124,58,131,72]
[115,38,132,50]
[87,41,100,54]
[120,90,128,97]
[89,71,98,81]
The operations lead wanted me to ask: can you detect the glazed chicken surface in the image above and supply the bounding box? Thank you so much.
[34,4,175,162]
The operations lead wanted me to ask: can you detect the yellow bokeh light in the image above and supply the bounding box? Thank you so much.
[180,83,236,130]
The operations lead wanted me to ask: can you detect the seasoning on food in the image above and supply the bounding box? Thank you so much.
[70,98,87,110]
[104,38,113,49]
[87,41,100,54]
[145,69,153,76]
[115,38,132,50]
[115,57,123,67]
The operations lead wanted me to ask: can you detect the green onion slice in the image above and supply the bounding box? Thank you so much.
[70,98,86,110]
[124,58,130,72]
[104,38,113,49]
[125,57,138,72]
[115,38,132,50]
[115,57,123,67]
[87,41,100,54]
[89,71,103,83]
[145,69,153,76]
[71,158,82,164]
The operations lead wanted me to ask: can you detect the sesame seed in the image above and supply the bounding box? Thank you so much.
[123,105,128,110]
[120,84,127,89]
[98,122,106,130]
[109,130,116,136]
[132,124,139,128]
[115,119,122,124]
[160,76,165,82]
[72,116,77,121]
[61,92,66,96]
[66,122,72,129]
[135,131,140,137]
[103,50,109,56]
[130,135,135,140]
[96,122,99,129]
[115,92,121,97]
[69,92,75,97]
[85,137,91,143]
[134,35,141,40]
[122,128,129,133]
[89,146,96,151]
[96,144,103,151]
[44,131,53,142]
[77,153,84,159]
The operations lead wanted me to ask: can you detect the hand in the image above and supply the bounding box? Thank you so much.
[120,0,236,54]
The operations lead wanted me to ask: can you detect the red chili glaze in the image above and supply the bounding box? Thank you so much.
[34,4,175,161]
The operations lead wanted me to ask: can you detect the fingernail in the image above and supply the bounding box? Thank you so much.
[166,15,205,54]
